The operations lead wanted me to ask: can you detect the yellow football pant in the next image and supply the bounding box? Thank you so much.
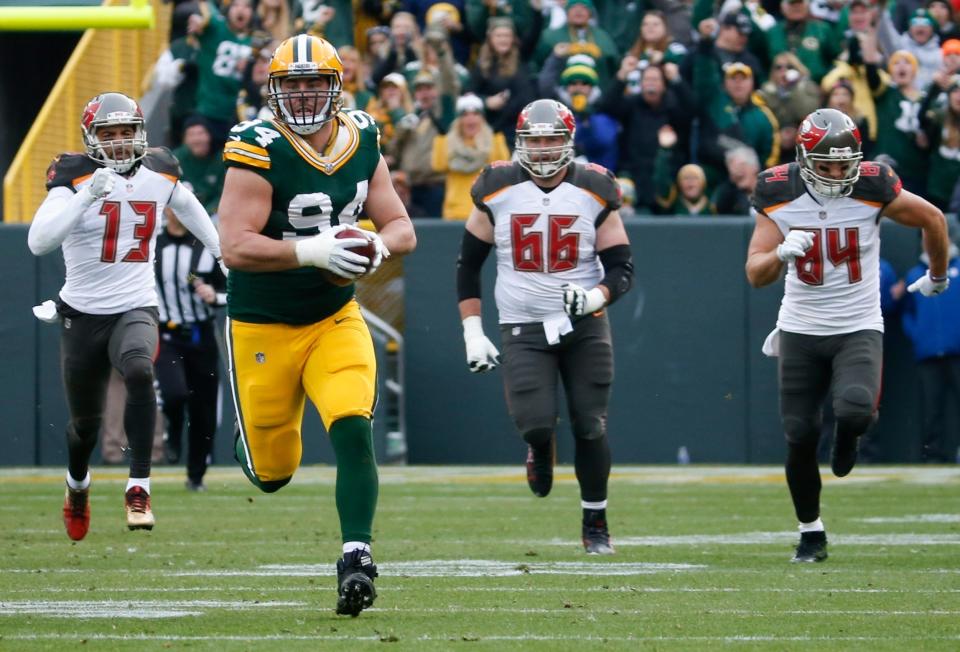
[227,300,376,482]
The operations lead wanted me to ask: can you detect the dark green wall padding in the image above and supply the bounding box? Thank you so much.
[0,217,931,466]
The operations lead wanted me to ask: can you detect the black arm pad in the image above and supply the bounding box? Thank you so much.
[598,244,634,305]
[456,230,493,301]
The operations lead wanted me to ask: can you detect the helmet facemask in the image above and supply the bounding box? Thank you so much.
[796,109,863,198]
[797,147,863,198]
[268,70,342,135]
[516,132,574,178]
[82,114,147,174]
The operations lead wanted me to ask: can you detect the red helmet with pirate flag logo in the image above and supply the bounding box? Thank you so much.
[796,108,863,197]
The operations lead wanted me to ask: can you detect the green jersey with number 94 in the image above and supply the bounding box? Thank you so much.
[223,109,382,324]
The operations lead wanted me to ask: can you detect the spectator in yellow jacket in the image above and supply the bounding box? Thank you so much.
[431,94,510,220]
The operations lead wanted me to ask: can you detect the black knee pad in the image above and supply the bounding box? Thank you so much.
[121,355,155,401]
[572,416,607,441]
[835,384,875,419]
[783,415,819,445]
[522,427,554,449]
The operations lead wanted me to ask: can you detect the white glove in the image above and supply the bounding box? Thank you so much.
[294,224,372,279]
[85,168,116,201]
[359,229,390,274]
[561,283,606,317]
[462,315,500,373]
[907,270,950,297]
[776,230,815,262]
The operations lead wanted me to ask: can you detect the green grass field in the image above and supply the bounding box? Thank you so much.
[1,465,959,650]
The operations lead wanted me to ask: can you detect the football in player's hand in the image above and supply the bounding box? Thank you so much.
[324,226,376,287]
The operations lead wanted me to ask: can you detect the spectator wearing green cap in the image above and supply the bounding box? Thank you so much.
[538,53,619,171]
[692,49,780,190]
[879,6,942,89]
[533,0,620,89]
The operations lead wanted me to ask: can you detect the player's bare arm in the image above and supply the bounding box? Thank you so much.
[218,167,299,272]
[746,213,789,288]
[882,189,950,278]
[457,206,495,320]
[363,156,416,257]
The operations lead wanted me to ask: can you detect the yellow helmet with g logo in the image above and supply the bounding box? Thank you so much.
[268,34,344,135]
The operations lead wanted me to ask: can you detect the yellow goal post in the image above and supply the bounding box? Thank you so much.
[2,0,170,223]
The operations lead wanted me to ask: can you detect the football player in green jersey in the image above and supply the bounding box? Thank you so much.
[219,34,416,617]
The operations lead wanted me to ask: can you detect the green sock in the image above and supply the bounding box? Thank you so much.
[329,416,378,543]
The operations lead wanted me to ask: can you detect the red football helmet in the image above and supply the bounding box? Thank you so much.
[796,108,863,197]
[515,99,576,178]
[81,92,148,173]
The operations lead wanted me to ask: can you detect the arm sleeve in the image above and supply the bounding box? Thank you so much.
[28,186,94,255]
[167,182,222,259]
[456,229,493,301]
[598,243,634,304]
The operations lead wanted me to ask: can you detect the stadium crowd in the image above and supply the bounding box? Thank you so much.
[148,0,960,220]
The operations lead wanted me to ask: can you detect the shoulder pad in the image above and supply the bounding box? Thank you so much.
[471,161,525,208]
[223,119,275,171]
[342,109,381,138]
[566,162,622,211]
[45,153,99,191]
[751,163,805,215]
[348,109,382,146]
[142,147,182,179]
[850,161,902,205]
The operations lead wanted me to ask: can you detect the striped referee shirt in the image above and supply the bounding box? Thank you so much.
[155,229,226,327]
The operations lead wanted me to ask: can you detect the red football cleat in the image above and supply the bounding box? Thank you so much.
[63,485,90,541]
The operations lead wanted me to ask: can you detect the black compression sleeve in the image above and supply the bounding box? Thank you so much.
[456,230,493,301]
[598,244,634,305]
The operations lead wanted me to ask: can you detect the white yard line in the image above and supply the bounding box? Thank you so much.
[170,560,706,578]
[3,633,960,643]
[5,585,959,594]
[0,600,306,619]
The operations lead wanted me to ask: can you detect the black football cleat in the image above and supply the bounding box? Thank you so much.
[582,514,615,555]
[336,549,378,617]
[791,531,828,563]
[525,444,554,497]
[831,432,860,477]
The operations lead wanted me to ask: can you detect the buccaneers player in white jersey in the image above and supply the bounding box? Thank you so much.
[456,99,634,554]
[28,92,222,541]
[746,108,950,563]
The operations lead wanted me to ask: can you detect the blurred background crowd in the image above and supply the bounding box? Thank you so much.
[149,0,960,222]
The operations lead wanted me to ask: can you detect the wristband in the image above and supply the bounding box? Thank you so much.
[930,272,948,282]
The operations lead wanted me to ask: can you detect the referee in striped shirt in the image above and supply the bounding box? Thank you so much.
[155,208,226,491]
